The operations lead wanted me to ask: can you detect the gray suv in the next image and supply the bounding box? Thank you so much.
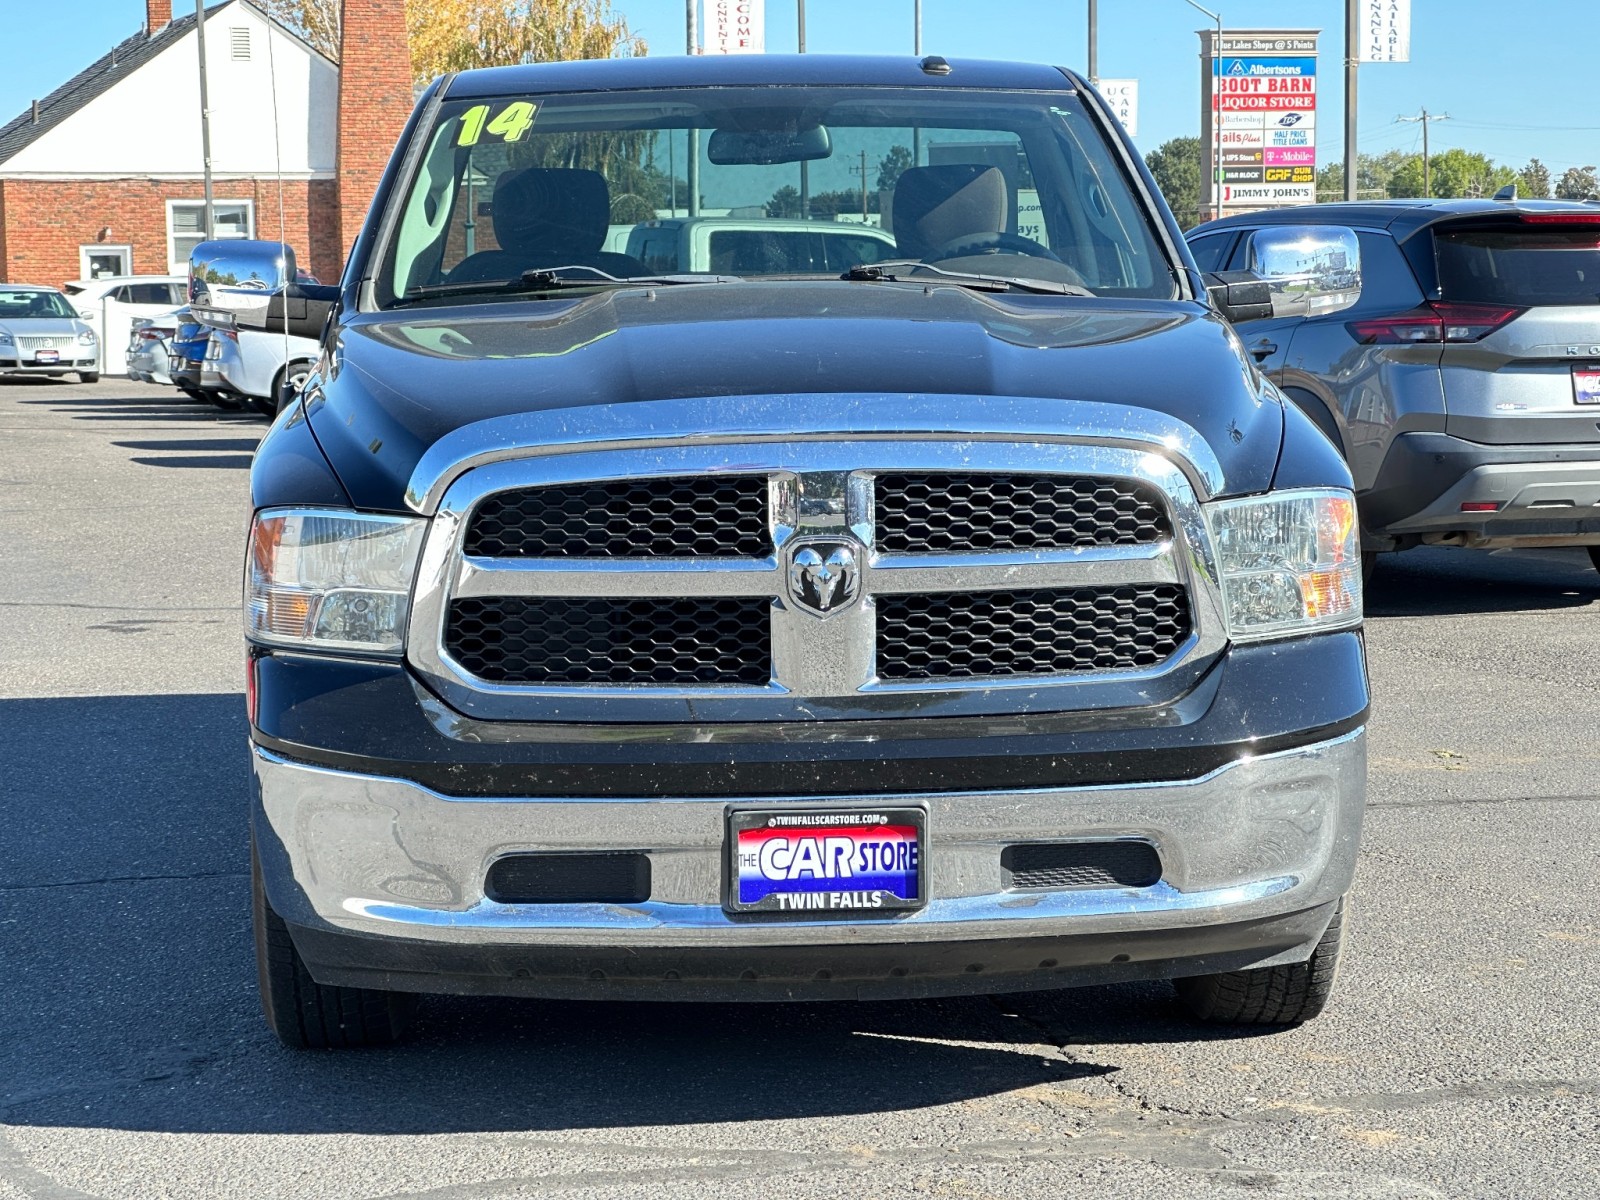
[1188,200,1600,573]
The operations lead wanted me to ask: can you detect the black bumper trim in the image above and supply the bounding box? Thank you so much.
[289,901,1339,1002]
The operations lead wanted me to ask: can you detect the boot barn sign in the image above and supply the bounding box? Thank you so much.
[705,1,765,54]
[1200,29,1321,212]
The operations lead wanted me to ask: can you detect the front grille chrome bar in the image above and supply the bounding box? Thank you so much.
[407,439,1228,724]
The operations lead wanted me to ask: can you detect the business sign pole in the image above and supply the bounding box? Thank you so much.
[1201,29,1321,216]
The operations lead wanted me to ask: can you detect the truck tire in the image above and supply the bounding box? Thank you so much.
[252,837,417,1049]
[1175,898,1345,1026]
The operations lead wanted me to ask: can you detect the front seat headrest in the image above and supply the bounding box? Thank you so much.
[491,167,611,259]
[890,164,1009,260]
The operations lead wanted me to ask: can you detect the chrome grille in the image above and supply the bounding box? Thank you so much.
[876,585,1189,680]
[446,596,772,685]
[16,335,72,351]
[465,476,770,558]
[875,473,1169,553]
[413,436,1223,723]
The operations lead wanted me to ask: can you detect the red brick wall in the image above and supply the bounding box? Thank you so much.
[336,0,413,254]
[0,177,343,287]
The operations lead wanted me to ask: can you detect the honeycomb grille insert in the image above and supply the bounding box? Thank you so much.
[465,477,771,558]
[1003,842,1163,890]
[446,596,772,685]
[874,473,1169,553]
[876,585,1189,679]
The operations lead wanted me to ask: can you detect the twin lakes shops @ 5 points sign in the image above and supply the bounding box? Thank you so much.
[1200,29,1319,212]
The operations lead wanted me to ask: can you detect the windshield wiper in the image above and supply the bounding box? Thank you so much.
[398,265,740,304]
[842,260,1095,297]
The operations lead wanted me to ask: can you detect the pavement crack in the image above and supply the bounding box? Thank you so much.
[0,869,246,892]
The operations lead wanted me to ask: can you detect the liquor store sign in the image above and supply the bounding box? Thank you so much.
[1202,30,1320,208]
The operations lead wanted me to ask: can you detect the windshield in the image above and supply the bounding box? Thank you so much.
[0,289,78,320]
[379,85,1176,306]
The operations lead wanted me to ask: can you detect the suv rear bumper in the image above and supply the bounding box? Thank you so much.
[1367,432,1600,547]
[253,726,1365,1001]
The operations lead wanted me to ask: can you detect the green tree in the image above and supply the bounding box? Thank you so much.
[876,145,913,192]
[1387,150,1516,199]
[1145,137,1202,229]
[1556,165,1600,200]
[766,185,802,219]
[1519,158,1552,199]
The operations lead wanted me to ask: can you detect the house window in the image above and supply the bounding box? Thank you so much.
[167,200,254,275]
[230,27,251,60]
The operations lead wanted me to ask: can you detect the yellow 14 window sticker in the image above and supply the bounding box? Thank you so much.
[456,101,537,147]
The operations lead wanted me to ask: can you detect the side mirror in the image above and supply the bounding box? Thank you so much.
[263,283,338,340]
[188,240,297,328]
[1204,270,1273,323]
[1243,225,1363,318]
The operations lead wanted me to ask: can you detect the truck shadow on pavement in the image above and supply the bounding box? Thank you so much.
[1364,547,1600,617]
[0,693,1272,1137]
[16,389,267,429]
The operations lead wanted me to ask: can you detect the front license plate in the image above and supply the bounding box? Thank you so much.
[1574,364,1600,406]
[726,806,926,915]
[33,349,59,364]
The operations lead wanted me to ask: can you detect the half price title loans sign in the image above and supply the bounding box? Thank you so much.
[1200,29,1320,212]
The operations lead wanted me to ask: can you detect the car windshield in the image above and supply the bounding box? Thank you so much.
[379,85,1176,306]
[0,289,77,320]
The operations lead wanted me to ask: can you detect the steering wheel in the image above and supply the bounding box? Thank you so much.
[929,232,1061,262]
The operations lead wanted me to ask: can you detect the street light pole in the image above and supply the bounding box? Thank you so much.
[1088,0,1098,84]
[1344,0,1358,201]
[913,0,923,165]
[1183,0,1223,222]
[686,1,699,217]
[194,0,215,240]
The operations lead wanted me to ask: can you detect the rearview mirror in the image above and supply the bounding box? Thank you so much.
[707,123,832,166]
[189,240,297,328]
[1244,225,1362,318]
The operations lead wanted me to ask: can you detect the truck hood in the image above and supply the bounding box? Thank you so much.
[305,282,1282,511]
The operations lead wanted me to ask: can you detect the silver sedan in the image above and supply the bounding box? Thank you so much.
[0,285,100,382]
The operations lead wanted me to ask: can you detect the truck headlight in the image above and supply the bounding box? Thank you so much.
[246,509,426,655]
[1204,488,1362,642]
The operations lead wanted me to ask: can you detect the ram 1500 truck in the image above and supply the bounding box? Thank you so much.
[238,55,1369,1049]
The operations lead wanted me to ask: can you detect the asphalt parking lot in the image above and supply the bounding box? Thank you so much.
[2,377,1598,1200]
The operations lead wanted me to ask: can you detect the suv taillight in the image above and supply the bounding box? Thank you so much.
[1348,301,1524,345]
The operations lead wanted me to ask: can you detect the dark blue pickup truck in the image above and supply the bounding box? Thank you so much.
[229,55,1368,1048]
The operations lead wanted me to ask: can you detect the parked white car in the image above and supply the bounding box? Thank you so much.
[208,324,319,416]
[63,275,187,376]
[125,310,182,385]
[0,285,99,381]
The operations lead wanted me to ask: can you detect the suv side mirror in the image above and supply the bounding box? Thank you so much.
[1204,271,1273,323]
[1244,225,1362,318]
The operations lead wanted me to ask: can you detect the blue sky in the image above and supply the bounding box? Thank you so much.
[3,0,1597,179]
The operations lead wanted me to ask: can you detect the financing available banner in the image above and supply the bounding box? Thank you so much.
[705,0,764,54]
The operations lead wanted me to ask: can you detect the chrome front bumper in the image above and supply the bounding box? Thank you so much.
[253,729,1364,993]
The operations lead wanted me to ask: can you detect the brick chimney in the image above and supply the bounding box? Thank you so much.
[147,0,171,31]
[336,0,414,262]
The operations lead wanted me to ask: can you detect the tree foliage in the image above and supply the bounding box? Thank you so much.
[1145,137,1201,229]
[1555,165,1600,200]
[1385,149,1517,199]
[1518,158,1552,199]
[265,0,643,81]
[876,145,913,193]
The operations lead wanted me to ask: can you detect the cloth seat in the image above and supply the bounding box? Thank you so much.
[448,166,645,283]
[890,164,1009,261]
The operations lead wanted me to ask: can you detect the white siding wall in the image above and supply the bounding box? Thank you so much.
[2,4,336,178]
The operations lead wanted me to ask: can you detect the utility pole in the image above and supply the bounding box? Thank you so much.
[1088,0,1098,84]
[686,1,699,217]
[798,0,808,218]
[194,0,215,240]
[913,0,923,165]
[855,150,871,219]
[1396,109,1449,197]
[1343,0,1357,201]
[797,0,806,51]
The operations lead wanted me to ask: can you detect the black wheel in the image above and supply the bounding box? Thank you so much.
[252,836,417,1049]
[78,372,100,383]
[248,395,278,417]
[1176,898,1345,1026]
[1588,547,1600,574]
[204,389,243,410]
